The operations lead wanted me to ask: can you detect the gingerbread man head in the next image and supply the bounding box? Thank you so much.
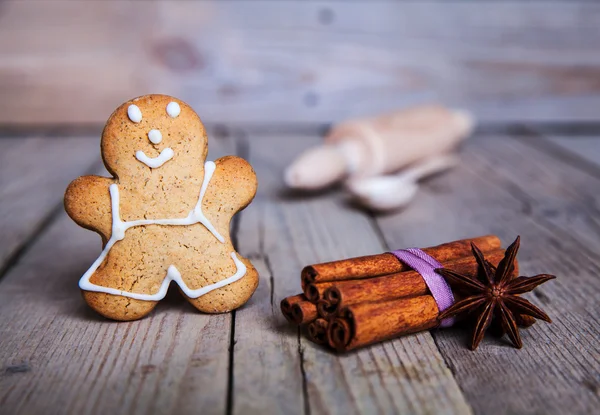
[102,95,207,180]
[65,94,259,320]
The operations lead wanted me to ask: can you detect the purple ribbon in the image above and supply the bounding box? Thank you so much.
[391,248,456,327]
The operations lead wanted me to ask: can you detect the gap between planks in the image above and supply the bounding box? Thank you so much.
[225,131,250,415]
[229,132,312,415]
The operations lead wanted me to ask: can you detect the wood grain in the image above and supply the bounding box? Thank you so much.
[0,214,231,415]
[471,133,600,249]
[374,133,600,414]
[2,124,599,413]
[543,135,600,167]
[0,135,238,415]
[0,137,99,273]
[231,258,305,414]
[234,134,472,414]
[1,1,600,124]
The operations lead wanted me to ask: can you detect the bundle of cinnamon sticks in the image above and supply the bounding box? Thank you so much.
[281,235,518,352]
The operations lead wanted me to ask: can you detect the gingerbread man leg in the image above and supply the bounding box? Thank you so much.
[182,155,259,312]
[82,226,181,320]
[83,293,157,321]
[179,237,259,313]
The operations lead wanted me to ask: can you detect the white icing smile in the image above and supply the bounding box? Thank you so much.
[136,148,174,168]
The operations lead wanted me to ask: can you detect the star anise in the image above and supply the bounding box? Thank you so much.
[436,236,555,350]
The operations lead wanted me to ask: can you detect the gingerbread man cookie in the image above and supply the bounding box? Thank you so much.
[65,95,259,321]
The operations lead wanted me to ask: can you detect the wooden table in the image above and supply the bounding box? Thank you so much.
[0,125,598,415]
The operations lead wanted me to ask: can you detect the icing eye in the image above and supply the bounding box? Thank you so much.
[148,129,162,144]
[166,101,181,118]
[127,105,142,123]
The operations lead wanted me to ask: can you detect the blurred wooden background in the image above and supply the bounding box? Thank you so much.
[1,1,600,126]
[2,2,600,415]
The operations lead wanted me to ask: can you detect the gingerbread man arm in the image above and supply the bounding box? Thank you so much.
[203,156,257,233]
[64,175,114,242]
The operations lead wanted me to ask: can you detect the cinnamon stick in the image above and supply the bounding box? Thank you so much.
[304,282,335,303]
[291,301,318,325]
[306,318,329,345]
[327,296,439,352]
[321,269,426,320]
[280,294,307,323]
[301,235,501,288]
[316,299,337,320]
[323,248,516,317]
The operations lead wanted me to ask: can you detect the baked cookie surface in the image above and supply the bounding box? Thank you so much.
[65,94,259,321]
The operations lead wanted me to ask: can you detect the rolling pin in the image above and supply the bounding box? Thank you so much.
[284,105,474,190]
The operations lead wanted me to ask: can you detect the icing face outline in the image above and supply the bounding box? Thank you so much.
[129,102,182,169]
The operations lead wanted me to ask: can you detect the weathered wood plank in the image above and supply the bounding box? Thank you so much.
[468,133,600,249]
[235,135,472,414]
[231,257,305,415]
[543,135,600,167]
[374,133,600,414]
[0,137,100,273]
[0,135,237,415]
[1,1,600,124]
